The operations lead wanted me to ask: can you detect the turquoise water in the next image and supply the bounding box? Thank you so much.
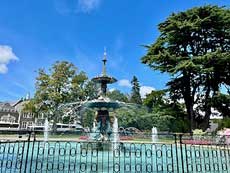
[0,141,229,172]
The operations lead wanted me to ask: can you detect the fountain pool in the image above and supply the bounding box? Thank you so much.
[0,137,229,172]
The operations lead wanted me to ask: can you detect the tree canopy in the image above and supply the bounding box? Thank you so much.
[107,90,128,102]
[24,61,98,132]
[142,5,230,132]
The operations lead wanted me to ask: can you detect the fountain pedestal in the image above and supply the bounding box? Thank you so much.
[81,50,122,151]
[81,141,113,151]
[93,110,112,141]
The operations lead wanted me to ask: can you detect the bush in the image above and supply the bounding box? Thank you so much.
[214,118,230,131]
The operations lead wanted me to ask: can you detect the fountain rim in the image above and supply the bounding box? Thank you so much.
[92,75,117,84]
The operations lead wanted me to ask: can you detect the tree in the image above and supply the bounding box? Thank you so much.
[211,93,230,117]
[83,81,99,101]
[82,109,95,129]
[22,99,38,120]
[142,5,230,132]
[143,90,189,132]
[143,90,166,111]
[70,71,88,102]
[26,61,91,132]
[107,90,128,102]
[116,106,147,129]
[130,76,142,104]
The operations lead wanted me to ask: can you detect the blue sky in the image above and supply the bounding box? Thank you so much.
[0,0,228,101]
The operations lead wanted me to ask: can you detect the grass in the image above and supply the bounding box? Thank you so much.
[1,133,174,144]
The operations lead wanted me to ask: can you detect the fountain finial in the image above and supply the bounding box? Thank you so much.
[102,47,107,76]
[92,48,117,96]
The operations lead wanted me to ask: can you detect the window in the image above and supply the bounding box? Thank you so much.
[28,121,33,126]
[22,122,27,128]
[1,114,16,123]
[38,114,43,119]
[27,113,32,118]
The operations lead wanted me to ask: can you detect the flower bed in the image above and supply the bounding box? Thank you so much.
[79,136,89,140]
[119,136,134,141]
[182,139,212,145]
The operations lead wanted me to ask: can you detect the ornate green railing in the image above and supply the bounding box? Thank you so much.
[0,132,229,172]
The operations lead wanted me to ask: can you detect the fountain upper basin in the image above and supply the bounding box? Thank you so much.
[83,96,124,110]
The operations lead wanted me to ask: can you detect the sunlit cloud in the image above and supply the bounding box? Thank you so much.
[77,0,101,13]
[54,0,101,15]
[0,45,18,74]
[140,86,155,98]
[118,79,132,88]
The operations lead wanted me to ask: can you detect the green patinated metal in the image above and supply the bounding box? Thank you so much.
[86,50,121,142]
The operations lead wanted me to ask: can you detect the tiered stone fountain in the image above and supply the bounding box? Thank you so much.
[82,50,122,150]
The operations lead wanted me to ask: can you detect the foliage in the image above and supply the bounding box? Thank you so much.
[115,89,189,132]
[116,107,143,129]
[143,90,189,132]
[211,93,230,117]
[142,5,230,131]
[82,109,95,129]
[192,129,206,136]
[22,99,38,119]
[83,81,99,101]
[151,102,189,132]
[116,101,188,132]
[130,76,142,104]
[143,90,166,110]
[214,118,230,130]
[107,90,128,102]
[23,61,98,132]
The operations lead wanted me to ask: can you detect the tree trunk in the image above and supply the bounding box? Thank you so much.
[52,120,57,134]
[200,84,212,130]
[183,72,194,133]
[52,107,59,134]
[185,101,194,133]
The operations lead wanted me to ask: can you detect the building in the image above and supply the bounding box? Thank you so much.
[0,99,82,132]
[0,102,19,130]
[0,100,34,130]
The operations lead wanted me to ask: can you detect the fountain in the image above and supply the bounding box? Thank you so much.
[0,51,228,173]
[44,118,49,142]
[152,126,158,143]
[80,50,124,150]
[113,116,119,150]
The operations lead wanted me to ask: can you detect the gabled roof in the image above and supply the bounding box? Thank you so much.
[0,102,16,112]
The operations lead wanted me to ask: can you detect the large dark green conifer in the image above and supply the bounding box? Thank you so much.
[142,5,230,131]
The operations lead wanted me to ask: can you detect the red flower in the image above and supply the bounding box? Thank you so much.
[79,136,89,140]
[120,136,134,140]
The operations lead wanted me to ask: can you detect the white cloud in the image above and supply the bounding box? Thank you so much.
[140,86,155,98]
[77,0,101,13]
[0,64,7,74]
[54,0,101,15]
[118,79,132,88]
[109,88,116,92]
[0,45,18,74]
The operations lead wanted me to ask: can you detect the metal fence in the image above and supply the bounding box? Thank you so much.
[0,132,229,172]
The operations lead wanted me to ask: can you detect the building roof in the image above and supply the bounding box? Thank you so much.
[0,102,16,112]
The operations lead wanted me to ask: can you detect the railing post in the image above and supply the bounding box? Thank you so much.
[174,134,180,172]
[179,134,185,173]
[24,131,31,173]
[28,131,36,173]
